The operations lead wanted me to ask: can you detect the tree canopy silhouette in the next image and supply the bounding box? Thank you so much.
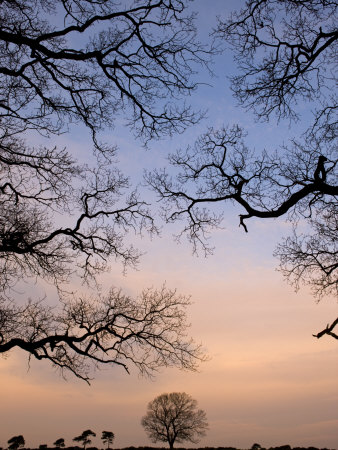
[7,436,25,450]
[73,430,96,450]
[101,431,115,450]
[147,0,337,338]
[0,0,210,380]
[141,392,208,449]
[53,438,65,448]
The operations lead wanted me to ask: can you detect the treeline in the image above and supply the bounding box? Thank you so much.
[0,446,333,450]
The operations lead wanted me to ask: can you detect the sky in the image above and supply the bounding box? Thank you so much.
[1,1,337,449]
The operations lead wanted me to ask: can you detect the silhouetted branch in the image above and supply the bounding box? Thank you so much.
[147,126,337,252]
[0,0,214,376]
[275,204,338,299]
[215,0,337,123]
[0,138,156,291]
[144,0,338,341]
[1,0,212,141]
[0,286,205,383]
[147,122,337,340]
[314,318,338,339]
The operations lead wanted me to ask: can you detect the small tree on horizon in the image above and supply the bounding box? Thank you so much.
[7,436,25,450]
[101,431,115,449]
[54,438,65,448]
[73,430,96,449]
[141,392,208,450]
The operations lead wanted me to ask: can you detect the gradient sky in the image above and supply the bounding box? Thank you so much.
[1,1,337,449]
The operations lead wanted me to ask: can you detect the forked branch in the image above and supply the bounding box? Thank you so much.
[314,318,338,340]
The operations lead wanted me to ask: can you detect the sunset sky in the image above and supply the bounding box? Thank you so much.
[1,1,337,449]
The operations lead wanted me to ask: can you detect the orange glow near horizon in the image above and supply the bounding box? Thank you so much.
[1,230,337,448]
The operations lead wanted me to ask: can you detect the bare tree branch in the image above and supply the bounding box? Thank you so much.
[147,126,337,248]
[314,318,338,340]
[275,204,338,299]
[0,1,211,377]
[0,286,206,383]
[146,0,338,340]
[147,123,337,337]
[0,0,212,141]
[214,0,337,123]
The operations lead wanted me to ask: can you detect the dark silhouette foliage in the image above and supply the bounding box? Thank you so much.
[53,440,65,449]
[73,431,96,450]
[101,431,115,450]
[8,436,25,450]
[14,446,330,450]
[268,447,291,450]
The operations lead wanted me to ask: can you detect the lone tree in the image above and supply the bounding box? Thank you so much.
[101,431,115,450]
[0,0,211,380]
[7,436,25,450]
[147,0,338,338]
[73,430,96,450]
[141,392,208,449]
[251,445,261,450]
[53,438,65,448]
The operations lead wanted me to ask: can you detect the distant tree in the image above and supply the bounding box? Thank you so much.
[53,439,65,449]
[141,392,208,449]
[252,444,262,450]
[39,445,47,449]
[73,430,96,450]
[101,431,115,450]
[7,436,25,450]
